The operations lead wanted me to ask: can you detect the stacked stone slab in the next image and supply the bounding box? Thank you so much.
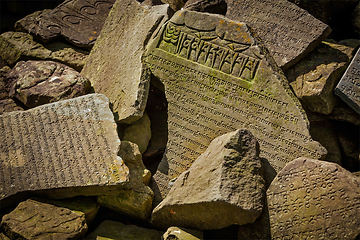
[81,0,171,124]
[267,158,360,239]
[225,0,331,70]
[335,48,360,115]
[15,0,116,48]
[144,9,326,203]
[0,94,129,208]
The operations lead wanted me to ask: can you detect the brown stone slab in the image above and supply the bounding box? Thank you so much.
[335,48,360,115]
[18,0,116,48]
[0,94,129,208]
[225,0,331,70]
[81,0,171,124]
[267,158,360,239]
[144,10,327,203]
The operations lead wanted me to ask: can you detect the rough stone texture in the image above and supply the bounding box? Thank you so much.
[1,199,88,239]
[352,2,360,34]
[0,98,24,116]
[0,31,89,72]
[267,157,360,239]
[0,94,130,209]
[14,9,52,33]
[151,129,265,230]
[160,0,185,12]
[35,196,100,226]
[335,48,360,115]
[6,60,91,108]
[225,0,331,70]
[81,0,170,124]
[329,101,360,125]
[15,0,116,48]
[184,0,227,15]
[163,226,204,240]
[144,9,326,203]
[0,233,9,240]
[0,66,11,100]
[309,120,341,165]
[286,41,355,115]
[85,220,163,240]
[123,112,151,154]
[97,141,153,221]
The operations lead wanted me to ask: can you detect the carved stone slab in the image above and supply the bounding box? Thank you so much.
[144,10,327,203]
[0,94,129,208]
[81,0,170,124]
[225,0,331,70]
[335,48,360,115]
[267,158,360,239]
[18,0,116,48]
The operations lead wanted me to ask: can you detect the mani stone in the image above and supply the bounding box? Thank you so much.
[15,0,116,48]
[0,32,89,71]
[81,0,171,124]
[144,9,326,202]
[335,48,360,115]
[267,157,360,239]
[151,129,265,230]
[163,226,204,240]
[85,220,163,240]
[285,41,355,115]
[1,199,88,239]
[97,141,154,221]
[6,60,91,108]
[225,0,331,70]
[0,94,130,209]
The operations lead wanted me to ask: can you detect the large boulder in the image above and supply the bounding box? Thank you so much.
[151,129,265,230]
[1,199,88,239]
[6,60,91,108]
[267,157,360,239]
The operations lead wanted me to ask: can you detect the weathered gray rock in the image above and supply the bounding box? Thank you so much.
[151,129,265,230]
[15,0,116,48]
[1,199,88,239]
[0,98,24,116]
[123,112,151,154]
[0,32,88,71]
[163,226,203,240]
[286,41,355,115]
[309,120,341,165]
[85,220,163,240]
[97,141,153,221]
[335,48,360,115]
[81,0,170,124]
[225,0,332,70]
[267,157,360,239]
[144,9,326,203]
[6,60,91,108]
[14,9,52,33]
[0,94,130,209]
[0,66,11,100]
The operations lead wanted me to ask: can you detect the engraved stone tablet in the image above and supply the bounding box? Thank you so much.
[81,0,171,124]
[267,158,360,239]
[335,48,360,115]
[0,94,129,208]
[18,0,116,48]
[225,0,332,70]
[144,9,327,203]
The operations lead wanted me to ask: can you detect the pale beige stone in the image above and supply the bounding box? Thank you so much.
[123,112,151,154]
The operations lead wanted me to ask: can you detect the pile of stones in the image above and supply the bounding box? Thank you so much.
[0,0,359,239]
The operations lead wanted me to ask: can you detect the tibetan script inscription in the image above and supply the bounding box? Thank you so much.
[0,94,129,208]
[267,158,360,239]
[144,10,326,203]
[225,0,331,70]
[335,48,360,115]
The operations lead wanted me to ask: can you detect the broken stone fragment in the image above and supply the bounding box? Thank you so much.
[1,199,88,239]
[97,141,153,221]
[267,157,360,239]
[85,220,163,239]
[286,41,355,115]
[0,94,130,209]
[6,60,91,108]
[0,98,24,115]
[0,66,11,100]
[123,112,152,154]
[163,226,204,240]
[151,129,265,230]
[81,0,171,124]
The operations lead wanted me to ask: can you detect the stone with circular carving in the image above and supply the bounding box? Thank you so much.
[267,157,360,239]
